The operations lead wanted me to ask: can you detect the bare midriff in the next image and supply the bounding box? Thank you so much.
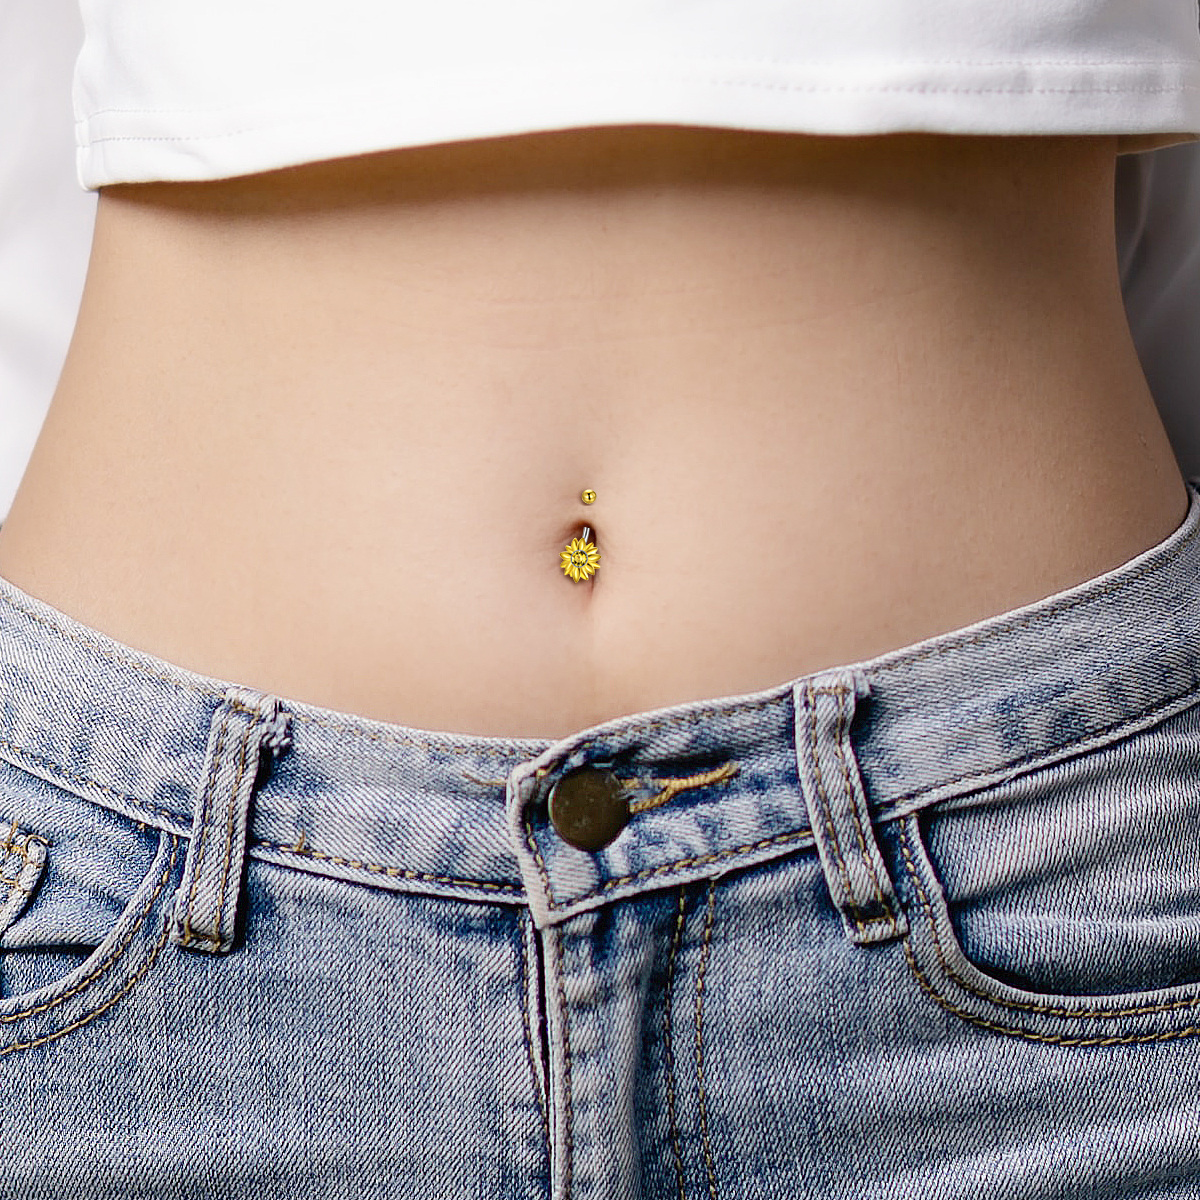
[0,128,1186,738]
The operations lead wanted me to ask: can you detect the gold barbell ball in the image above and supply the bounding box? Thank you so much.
[581,489,597,505]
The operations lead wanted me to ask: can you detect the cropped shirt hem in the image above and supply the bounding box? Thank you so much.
[75,57,1200,189]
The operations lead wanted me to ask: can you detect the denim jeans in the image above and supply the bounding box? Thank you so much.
[1,486,1200,1199]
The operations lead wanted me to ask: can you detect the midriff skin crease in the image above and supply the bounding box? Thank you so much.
[0,129,1186,738]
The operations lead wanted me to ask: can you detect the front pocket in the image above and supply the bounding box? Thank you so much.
[895,701,1200,1045]
[0,753,181,1055]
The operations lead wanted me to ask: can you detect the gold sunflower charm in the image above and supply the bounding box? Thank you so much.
[561,525,600,582]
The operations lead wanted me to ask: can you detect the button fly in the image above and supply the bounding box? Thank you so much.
[548,766,630,851]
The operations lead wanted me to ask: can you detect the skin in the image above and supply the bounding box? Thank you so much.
[0,127,1185,738]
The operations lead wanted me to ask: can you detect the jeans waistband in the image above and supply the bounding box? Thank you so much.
[1,483,1199,924]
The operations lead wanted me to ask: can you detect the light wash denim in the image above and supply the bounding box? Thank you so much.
[2,485,1200,1199]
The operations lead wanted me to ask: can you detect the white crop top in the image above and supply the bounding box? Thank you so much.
[74,0,1200,189]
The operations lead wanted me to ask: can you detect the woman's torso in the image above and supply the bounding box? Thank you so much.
[0,127,1186,738]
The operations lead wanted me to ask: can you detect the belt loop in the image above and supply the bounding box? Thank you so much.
[169,685,293,954]
[794,668,907,947]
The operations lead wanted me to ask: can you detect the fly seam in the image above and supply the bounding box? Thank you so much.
[515,914,551,1146]
[695,882,719,1200]
[0,835,179,1024]
[825,685,895,925]
[664,888,688,1200]
[180,716,228,945]
[550,930,574,1200]
[806,682,862,935]
[523,815,554,900]
[627,763,740,816]
[897,818,1200,1019]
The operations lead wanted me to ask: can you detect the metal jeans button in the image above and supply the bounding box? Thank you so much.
[547,766,630,851]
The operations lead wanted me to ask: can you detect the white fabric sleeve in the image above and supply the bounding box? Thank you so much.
[0,0,95,524]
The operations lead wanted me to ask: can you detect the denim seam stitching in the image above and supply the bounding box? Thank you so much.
[253,839,523,894]
[550,929,574,1200]
[824,684,900,931]
[806,682,864,936]
[291,714,543,758]
[0,738,522,895]
[899,933,1200,1046]
[664,887,688,1200]
[695,881,719,1200]
[540,829,812,912]
[0,736,187,829]
[0,907,174,1057]
[829,687,894,921]
[8,677,1200,862]
[524,808,555,904]
[516,912,551,1146]
[179,716,228,946]
[208,723,253,948]
[0,835,179,1026]
[0,825,44,867]
[869,682,1200,819]
[897,818,1200,1027]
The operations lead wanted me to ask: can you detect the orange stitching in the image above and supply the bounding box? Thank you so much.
[0,841,42,868]
[664,888,688,1200]
[806,682,861,935]
[0,736,184,827]
[0,908,174,1057]
[524,811,554,901]
[900,936,1200,1046]
[694,882,718,1200]
[0,835,178,1023]
[897,818,1200,1021]
[254,839,522,894]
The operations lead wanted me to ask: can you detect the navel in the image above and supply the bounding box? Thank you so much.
[561,489,600,582]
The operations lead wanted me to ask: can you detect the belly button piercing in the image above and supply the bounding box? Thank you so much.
[561,490,600,582]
